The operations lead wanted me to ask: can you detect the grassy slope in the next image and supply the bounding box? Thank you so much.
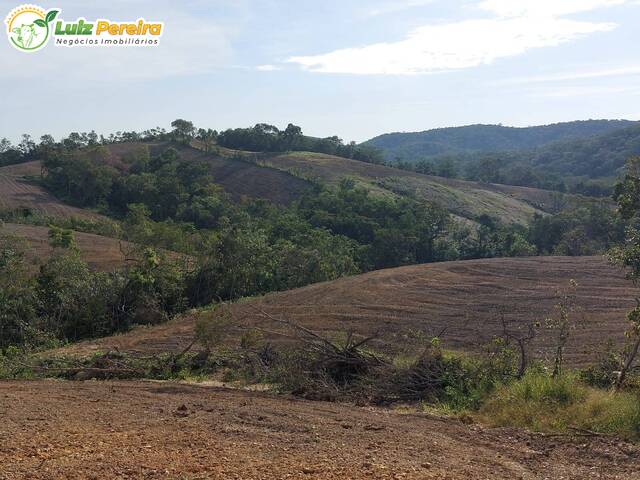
[107,142,312,206]
[0,143,602,229]
[261,152,593,224]
[57,255,635,366]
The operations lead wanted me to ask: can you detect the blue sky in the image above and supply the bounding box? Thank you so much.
[2,0,640,143]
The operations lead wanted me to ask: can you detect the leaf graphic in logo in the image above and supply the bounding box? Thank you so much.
[45,10,58,23]
[34,19,46,28]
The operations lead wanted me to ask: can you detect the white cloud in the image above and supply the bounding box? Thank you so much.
[288,0,629,75]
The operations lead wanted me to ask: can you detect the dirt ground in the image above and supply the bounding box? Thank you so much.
[1,380,639,480]
[60,256,637,367]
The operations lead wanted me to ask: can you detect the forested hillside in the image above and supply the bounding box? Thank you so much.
[364,120,636,160]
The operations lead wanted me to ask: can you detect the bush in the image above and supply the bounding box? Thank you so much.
[580,340,622,388]
[195,305,232,353]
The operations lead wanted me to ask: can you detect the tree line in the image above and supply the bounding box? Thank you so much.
[0,119,384,168]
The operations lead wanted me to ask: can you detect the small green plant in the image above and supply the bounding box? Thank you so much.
[545,280,581,377]
[194,304,232,353]
[48,225,78,250]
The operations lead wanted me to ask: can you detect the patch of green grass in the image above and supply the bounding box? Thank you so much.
[479,372,640,439]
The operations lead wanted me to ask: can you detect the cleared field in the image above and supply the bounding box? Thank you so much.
[1,380,637,480]
[61,256,636,366]
[262,152,595,224]
[0,162,104,220]
[0,223,128,271]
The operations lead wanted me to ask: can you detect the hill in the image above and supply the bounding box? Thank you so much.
[18,141,595,227]
[0,161,105,220]
[104,141,583,224]
[59,256,635,366]
[364,120,637,162]
[260,151,591,224]
[498,123,640,179]
[107,142,312,206]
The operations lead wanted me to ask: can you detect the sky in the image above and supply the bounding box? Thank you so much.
[1,0,640,143]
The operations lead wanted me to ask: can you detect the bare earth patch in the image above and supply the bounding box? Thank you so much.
[1,380,638,480]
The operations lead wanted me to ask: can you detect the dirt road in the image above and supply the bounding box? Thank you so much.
[1,380,638,479]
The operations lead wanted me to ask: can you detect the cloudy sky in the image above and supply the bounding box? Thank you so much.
[1,0,640,143]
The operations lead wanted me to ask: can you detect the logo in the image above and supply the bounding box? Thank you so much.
[5,5,58,52]
[5,5,163,52]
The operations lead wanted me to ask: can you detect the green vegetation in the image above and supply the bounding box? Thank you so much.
[0,232,186,350]
[0,121,630,353]
[365,120,635,160]
[479,372,640,438]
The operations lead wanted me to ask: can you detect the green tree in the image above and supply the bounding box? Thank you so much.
[36,252,116,340]
[48,225,77,250]
[610,156,640,389]
[171,119,195,144]
[0,236,38,350]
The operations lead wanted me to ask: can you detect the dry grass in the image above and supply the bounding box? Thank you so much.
[0,222,129,271]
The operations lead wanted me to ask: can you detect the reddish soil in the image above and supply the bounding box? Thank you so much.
[0,223,128,271]
[1,380,638,480]
[61,256,637,367]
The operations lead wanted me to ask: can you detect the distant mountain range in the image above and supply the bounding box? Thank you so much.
[364,120,637,160]
[363,120,640,180]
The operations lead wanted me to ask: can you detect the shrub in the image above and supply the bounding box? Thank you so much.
[580,340,621,388]
[194,305,232,353]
